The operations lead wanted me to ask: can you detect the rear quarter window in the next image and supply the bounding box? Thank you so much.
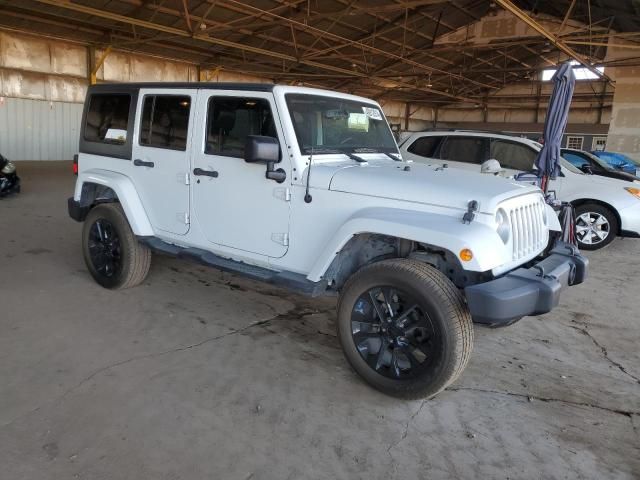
[84,94,131,144]
[80,89,138,160]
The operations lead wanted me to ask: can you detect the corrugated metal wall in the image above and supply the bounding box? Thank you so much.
[0,97,82,160]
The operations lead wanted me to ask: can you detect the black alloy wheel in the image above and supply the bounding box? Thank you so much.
[87,218,122,278]
[82,203,151,289]
[351,286,441,379]
[337,259,473,399]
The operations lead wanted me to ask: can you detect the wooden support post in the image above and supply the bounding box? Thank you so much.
[534,82,542,123]
[404,102,411,131]
[597,81,607,124]
[90,46,112,85]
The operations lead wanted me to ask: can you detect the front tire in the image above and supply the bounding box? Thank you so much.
[337,259,473,399]
[82,203,151,289]
[574,203,618,250]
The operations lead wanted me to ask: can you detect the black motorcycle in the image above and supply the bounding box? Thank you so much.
[0,153,20,197]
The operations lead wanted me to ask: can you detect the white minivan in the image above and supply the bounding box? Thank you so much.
[400,130,640,250]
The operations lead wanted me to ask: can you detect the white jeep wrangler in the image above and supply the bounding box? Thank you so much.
[68,83,587,399]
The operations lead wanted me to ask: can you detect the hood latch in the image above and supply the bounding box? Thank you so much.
[463,200,479,224]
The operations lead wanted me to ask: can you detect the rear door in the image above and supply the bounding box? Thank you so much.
[131,89,194,235]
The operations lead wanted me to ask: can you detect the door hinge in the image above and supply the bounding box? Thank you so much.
[273,187,291,202]
[177,212,190,224]
[271,233,289,246]
[178,172,190,185]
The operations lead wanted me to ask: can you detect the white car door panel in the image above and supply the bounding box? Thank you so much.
[131,89,194,235]
[192,90,291,258]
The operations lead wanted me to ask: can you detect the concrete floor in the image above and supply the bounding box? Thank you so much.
[1,162,639,480]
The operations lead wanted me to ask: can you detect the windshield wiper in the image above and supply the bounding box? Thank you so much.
[345,152,367,163]
[304,147,345,154]
[303,147,367,163]
[351,147,401,161]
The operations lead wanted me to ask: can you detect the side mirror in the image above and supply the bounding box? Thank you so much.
[244,135,286,183]
[245,135,280,164]
[580,164,593,174]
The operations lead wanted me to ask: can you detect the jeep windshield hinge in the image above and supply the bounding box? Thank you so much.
[271,233,289,246]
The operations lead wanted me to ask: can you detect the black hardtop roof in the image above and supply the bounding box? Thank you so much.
[88,82,276,92]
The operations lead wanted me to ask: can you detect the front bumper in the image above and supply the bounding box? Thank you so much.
[465,242,588,326]
[618,202,640,238]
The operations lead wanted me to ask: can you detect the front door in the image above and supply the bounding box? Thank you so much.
[131,89,194,235]
[192,91,291,258]
[438,135,490,172]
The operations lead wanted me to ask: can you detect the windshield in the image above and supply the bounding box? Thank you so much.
[531,141,582,174]
[596,152,640,167]
[583,151,614,170]
[285,94,398,155]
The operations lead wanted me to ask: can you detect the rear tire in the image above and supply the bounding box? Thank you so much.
[337,259,473,399]
[82,203,151,289]
[574,203,618,250]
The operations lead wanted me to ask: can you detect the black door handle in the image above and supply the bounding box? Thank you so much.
[133,159,155,168]
[193,168,219,178]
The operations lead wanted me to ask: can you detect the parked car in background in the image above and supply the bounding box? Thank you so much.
[561,148,640,182]
[0,153,20,197]
[591,151,640,176]
[399,130,640,250]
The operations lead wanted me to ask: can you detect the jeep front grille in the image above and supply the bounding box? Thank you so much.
[509,200,547,260]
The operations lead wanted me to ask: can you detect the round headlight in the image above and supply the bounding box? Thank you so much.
[495,208,510,244]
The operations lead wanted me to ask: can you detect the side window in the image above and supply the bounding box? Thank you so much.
[439,136,488,164]
[407,136,443,158]
[84,94,131,144]
[139,95,191,150]
[562,151,588,168]
[205,97,276,158]
[490,140,538,171]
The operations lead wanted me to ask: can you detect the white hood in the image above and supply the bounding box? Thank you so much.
[318,160,540,214]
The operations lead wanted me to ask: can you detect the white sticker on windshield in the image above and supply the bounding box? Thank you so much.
[362,107,383,120]
[348,113,369,132]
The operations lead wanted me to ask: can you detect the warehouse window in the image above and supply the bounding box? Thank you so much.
[84,94,131,144]
[566,136,584,150]
[139,95,191,151]
[592,137,607,151]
